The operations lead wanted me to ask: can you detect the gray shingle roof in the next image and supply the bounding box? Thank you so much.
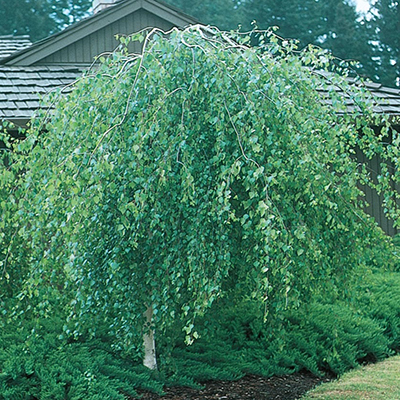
[1,65,400,127]
[316,71,400,116]
[364,81,400,115]
[0,35,32,60]
[0,65,82,124]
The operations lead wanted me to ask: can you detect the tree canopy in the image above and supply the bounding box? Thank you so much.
[370,0,400,87]
[0,0,91,41]
[165,0,400,87]
[1,26,399,363]
[167,0,373,79]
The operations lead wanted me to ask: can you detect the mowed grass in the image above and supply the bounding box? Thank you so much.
[302,355,400,400]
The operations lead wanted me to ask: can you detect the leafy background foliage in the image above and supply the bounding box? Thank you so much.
[165,0,400,87]
[0,0,91,41]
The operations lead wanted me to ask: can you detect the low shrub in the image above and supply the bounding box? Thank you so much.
[168,295,391,380]
[0,316,164,400]
[356,272,400,352]
[2,271,400,398]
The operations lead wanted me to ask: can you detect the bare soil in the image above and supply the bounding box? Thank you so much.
[132,371,333,400]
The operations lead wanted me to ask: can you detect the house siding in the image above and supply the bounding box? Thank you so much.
[37,10,174,65]
[356,145,399,236]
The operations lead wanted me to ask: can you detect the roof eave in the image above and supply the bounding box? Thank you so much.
[2,117,31,129]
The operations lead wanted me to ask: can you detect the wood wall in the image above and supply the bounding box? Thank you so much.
[39,10,174,65]
[355,145,399,236]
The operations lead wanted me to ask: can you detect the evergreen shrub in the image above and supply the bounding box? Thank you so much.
[0,314,164,400]
[168,281,395,380]
[2,272,400,398]
[356,272,400,352]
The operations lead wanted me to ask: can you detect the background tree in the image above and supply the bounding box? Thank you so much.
[368,0,400,87]
[0,0,91,42]
[166,0,376,82]
[166,0,243,30]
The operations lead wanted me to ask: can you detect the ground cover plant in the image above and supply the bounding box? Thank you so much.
[1,25,400,398]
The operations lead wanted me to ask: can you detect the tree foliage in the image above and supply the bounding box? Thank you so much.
[240,0,365,55]
[166,0,373,80]
[0,0,91,41]
[369,0,400,87]
[166,0,243,31]
[165,0,400,87]
[1,26,399,359]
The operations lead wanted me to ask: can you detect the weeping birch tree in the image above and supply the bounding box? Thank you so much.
[2,26,399,369]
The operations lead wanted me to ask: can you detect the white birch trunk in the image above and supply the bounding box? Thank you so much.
[143,305,157,370]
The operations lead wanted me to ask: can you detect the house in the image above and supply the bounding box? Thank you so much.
[0,0,399,235]
[0,0,197,130]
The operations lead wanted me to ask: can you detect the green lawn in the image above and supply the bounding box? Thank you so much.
[302,355,400,400]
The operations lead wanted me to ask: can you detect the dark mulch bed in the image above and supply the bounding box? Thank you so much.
[133,371,333,400]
